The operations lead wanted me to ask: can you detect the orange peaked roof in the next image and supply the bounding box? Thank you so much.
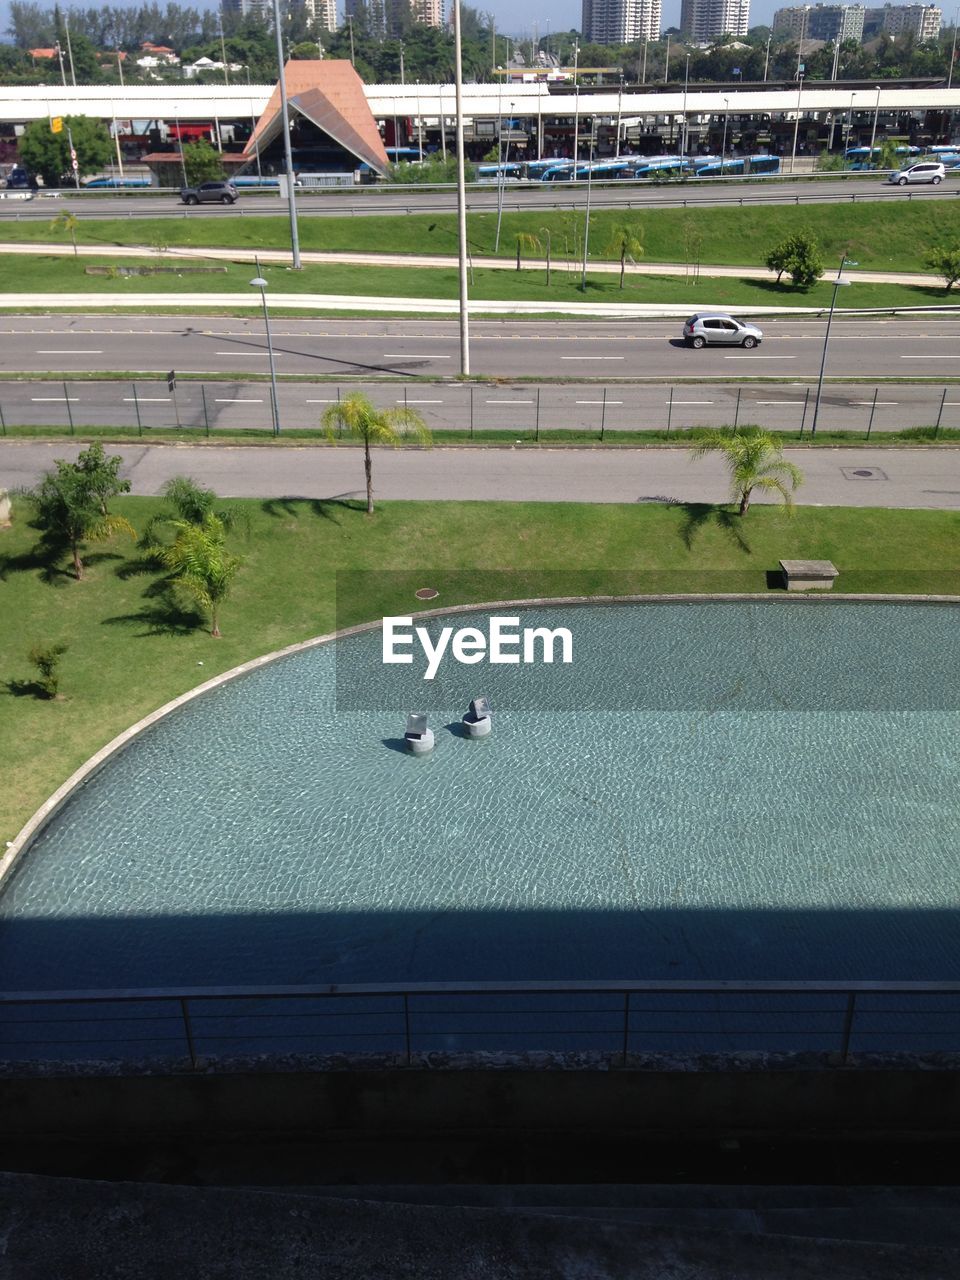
[245,60,389,176]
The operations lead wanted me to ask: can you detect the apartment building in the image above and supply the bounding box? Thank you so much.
[679,0,751,40]
[581,0,663,43]
[864,3,942,38]
[772,4,867,41]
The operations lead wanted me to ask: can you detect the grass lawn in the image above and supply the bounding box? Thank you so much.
[6,198,959,273]
[0,252,946,312]
[2,492,959,846]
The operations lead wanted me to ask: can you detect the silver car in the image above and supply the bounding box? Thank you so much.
[682,313,763,349]
[887,161,945,186]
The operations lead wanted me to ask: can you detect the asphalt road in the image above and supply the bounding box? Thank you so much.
[1,315,959,382]
[2,378,958,436]
[1,176,956,219]
[3,441,960,510]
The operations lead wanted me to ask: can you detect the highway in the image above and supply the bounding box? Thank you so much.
[0,315,957,382]
[1,176,957,219]
[3,439,960,509]
[2,378,958,436]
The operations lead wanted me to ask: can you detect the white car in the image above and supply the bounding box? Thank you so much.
[887,161,946,186]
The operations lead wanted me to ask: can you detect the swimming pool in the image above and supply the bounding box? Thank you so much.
[3,600,960,1059]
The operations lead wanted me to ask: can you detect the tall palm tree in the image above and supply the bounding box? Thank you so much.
[322,392,431,516]
[159,513,242,638]
[690,430,804,516]
[49,210,79,256]
[605,223,644,289]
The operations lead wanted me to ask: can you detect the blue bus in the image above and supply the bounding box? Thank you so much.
[476,162,524,181]
[386,146,423,163]
[695,154,780,177]
[629,156,693,178]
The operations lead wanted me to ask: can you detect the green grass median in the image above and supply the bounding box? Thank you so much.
[0,252,946,312]
[2,493,958,845]
[3,199,958,273]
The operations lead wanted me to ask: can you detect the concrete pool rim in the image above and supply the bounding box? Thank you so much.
[3,590,960,896]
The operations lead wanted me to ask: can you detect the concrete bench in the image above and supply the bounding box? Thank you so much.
[779,559,839,592]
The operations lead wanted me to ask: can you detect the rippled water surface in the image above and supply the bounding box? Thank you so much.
[4,602,960,993]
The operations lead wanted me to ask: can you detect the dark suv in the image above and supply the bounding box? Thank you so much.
[179,180,239,205]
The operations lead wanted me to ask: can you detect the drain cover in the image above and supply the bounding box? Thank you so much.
[841,466,888,481]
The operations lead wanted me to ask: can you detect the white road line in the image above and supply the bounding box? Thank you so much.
[575,400,624,405]
[851,400,898,405]
[36,349,103,354]
[214,352,251,356]
[305,398,339,403]
[215,398,263,403]
[669,400,714,405]
[31,396,78,402]
[898,355,955,359]
[757,400,805,405]
[486,399,533,404]
[397,399,443,404]
[122,397,169,402]
[383,353,450,359]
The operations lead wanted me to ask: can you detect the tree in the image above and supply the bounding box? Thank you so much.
[181,138,223,186]
[18,114,112,186]
[158,513,242,638]
[515,231,541,272]
[49,209,79,256]
[27,642,67,699]
[925,245,960,293]
[24,441,134,579]
[605,222,644,289]
[141,475,247,548]
[764,231,824,289]
[321,391,430,515]
[690,429,804,516]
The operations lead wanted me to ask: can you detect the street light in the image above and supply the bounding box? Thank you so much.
[790,73,804,173]
[270,0,301,269]
[949,8,959,91]
[452,0,470,375]
[680,54,690,160]
[810,256,856,437]
[250,275,281,437]
[721,96,730,168]
[869,85,881,165]
[845,91,857,153]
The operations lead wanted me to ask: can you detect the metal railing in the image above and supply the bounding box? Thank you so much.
[2,980,959,1068]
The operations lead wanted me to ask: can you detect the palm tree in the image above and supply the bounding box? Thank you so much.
[605,223,644,289]
[49,210,79,257]
[515,231,541,272]
[159,513,242,637]
[322,392,431,516]
[690,430,804,516]
[140,475,247,549]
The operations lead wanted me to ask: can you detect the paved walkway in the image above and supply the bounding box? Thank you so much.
[3,441,960,509]
[0,239,946,288]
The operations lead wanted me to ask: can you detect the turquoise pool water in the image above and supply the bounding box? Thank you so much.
[3,601,960,1006]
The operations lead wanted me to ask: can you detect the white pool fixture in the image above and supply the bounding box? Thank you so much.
[462,695,492,738]
[404,712,435,755]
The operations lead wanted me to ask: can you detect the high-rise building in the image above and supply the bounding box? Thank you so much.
[344,0,442,37]
[221,0,269,21]
[306,0,338,31]
[865,3,941,38]
[581,0,662,43]
[679,0,750,40]
[772,4,866,41]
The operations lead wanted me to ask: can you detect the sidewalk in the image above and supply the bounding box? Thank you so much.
[0,240,947,288]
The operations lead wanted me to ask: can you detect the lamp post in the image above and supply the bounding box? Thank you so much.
[763,35,772,81]
[250,275,280,437]
[790,73,804,173]
[949,9,959,90]
[452,0,471,375]
[270,0,301,269]
[663,33,670,84]
[868,84,881,165]
[615,73,624,157]
[811,257,855,437]
[680,53,690,160]
[721,97,730,169]
[845,91,857,153]
[572,42,580,172]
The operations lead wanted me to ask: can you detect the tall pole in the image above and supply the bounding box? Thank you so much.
[811,257,852,437]
[251,277,281,437]
[64,12,76,87]
[830,36,841,82]
[271,0,301,269]
[250,100,262,179]
[572,42,580,169]
[348,15,355,66]
[845,91,857,152]
[453,0,470,375]
[790,74,803,172]
[796,6,806,81]
[175,108,187,187]
[721,97,729,166]
[615,74,623,157]
[763,35,771,81]
[56,40,67,87]
[663,33,670,84]
[218,11,229,84]
[581,125,594,290]
[680,54,689,159]
[869,84,881,162]
[65,124,80,189]
[112,114,125,177]
[641,39,648,85]
[116,49,124,87]
[949,10,959,90]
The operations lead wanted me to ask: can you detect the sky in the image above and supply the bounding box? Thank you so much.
[0,0,792,48]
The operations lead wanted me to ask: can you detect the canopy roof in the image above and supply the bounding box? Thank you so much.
[245,60,389,176]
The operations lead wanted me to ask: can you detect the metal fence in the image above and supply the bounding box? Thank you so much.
[2,381,960,439]
[2,981,959,1068]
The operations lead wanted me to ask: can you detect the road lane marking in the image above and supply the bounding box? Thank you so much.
[214,352,252,356]
[486,399,533,404]
[575,400,624,405]
[668,400,714,405]
[36,349,102,354]
[305,398,339,403]
[215,398,263,403]
[757,400,805,404]
[122,397,169,402]
[898,355,955,359]
[31,396,79,402]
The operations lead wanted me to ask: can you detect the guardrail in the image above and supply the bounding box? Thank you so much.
[2,980,959,1067]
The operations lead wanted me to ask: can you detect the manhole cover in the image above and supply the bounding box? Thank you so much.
[415,587,439,601]
[841,466,888,481]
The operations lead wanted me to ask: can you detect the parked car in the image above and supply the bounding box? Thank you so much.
[886,161,946,186]
[179,180,239,205]
[682,314,763,349]
[4,168,33,189]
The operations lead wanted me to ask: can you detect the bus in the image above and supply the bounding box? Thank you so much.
[476,162,524,181]
[695,154,780,177]
[386,146,423,163]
